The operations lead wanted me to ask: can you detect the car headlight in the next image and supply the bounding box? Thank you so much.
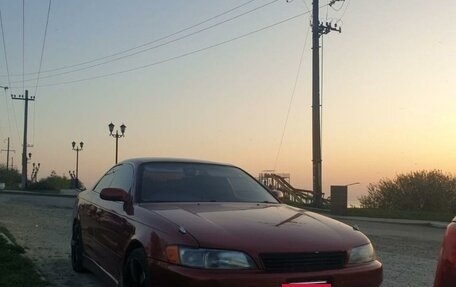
[348,243,376,265]
[166,246,256,269]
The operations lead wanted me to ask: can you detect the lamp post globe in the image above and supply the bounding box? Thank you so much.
[108,122,115,135]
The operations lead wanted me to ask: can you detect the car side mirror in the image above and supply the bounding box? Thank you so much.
[100,187,129,202]
[271,190,284,199]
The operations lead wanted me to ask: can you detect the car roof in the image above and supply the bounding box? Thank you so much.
[118,157,234,167]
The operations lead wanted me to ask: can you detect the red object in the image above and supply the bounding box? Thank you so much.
[99,187,129,202]
[282,284,331,287]
[434,220,456,287]
[71,158,383,287]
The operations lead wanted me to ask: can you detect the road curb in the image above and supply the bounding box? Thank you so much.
[0,190,77,198]
[329,214,448,229]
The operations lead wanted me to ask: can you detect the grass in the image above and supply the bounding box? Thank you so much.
[0,226,48,287]
[346,208,454,223]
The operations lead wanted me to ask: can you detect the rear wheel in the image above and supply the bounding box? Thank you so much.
[71,221,85,272]
[121,248,151,287]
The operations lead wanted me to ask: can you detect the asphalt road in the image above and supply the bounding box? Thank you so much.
[0,192,446,287]
[338,218,445,287]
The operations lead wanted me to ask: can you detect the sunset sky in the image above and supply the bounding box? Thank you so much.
[0,0,455,205]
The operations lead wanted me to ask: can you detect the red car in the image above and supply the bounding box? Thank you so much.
[71,158,382,287]
[434,217,456,287]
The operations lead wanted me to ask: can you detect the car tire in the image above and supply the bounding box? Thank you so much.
[71,221,86,273]
[121,248,151,287]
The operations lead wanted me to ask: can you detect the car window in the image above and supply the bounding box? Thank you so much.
[110,164,134,193]
[93,167,116,193]
[139,162,278,203]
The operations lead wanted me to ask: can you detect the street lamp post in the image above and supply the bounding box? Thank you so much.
[108,123,126,164]
[72,141,84,188]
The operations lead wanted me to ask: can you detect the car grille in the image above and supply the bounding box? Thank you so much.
[260,251,347,272]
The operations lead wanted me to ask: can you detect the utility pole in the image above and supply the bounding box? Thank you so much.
[311,0,342,207]
[11,90,35,189]
[1,137,15,170]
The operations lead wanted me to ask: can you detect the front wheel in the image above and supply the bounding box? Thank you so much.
[121,248,151,287]
[71,222,85,273]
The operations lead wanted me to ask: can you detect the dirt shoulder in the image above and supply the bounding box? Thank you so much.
[0,194,103,287]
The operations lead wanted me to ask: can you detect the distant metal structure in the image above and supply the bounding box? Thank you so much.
[259,172,316,205]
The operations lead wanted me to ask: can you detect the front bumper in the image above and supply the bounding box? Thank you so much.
[148,259,382,287]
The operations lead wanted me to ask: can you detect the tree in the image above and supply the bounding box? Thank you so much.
[0,164,21,189]
[359,170,456,213]
[29,171,72,191]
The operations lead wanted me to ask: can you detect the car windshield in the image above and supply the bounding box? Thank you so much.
[139,162,278,203]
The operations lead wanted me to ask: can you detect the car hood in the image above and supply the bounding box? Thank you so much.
[141,202,370,253]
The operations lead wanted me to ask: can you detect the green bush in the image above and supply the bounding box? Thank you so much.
[0,165,21,189]
[359,170,456,213]
[29,171,72,191]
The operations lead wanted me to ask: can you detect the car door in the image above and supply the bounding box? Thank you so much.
[81,168,115,266]
[97,164,136,280]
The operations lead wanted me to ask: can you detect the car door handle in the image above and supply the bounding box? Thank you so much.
[96,209,102,216]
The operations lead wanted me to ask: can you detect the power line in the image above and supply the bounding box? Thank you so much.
[22,0,25,91]
[10,0,282,85]
[0,10,10,140]
[273,21,311,171]
[0,88,10,139]
[298,0,312,25]
[339,0,351,20]
[329,0,345,11]
[11,7,319,89]
[34,0,52,94]
[1,0,260,78]
[325,0,330,19]
[0,9,21,144]
[32,0,52,145]
[0,10,11,87]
